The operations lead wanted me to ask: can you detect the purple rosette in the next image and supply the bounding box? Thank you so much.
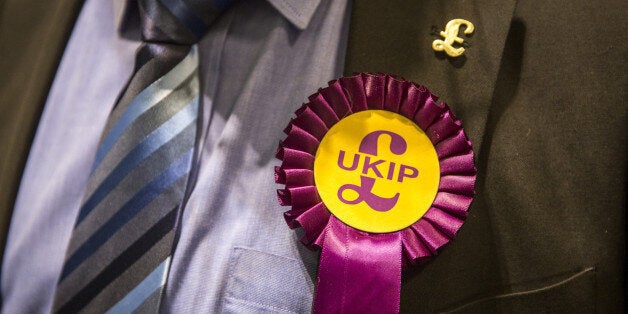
[275,73,476,313]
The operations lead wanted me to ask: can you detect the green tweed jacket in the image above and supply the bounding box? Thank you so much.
[345,1,625,312]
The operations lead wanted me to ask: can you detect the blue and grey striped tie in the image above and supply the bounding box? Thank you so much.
[53,1,231,312]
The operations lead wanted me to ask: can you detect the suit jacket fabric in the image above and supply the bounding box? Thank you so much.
[345,0,625,312]
[0,0,626,313]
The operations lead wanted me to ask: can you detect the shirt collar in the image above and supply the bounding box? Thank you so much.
[265,0,322,30]
[114,0,322,35]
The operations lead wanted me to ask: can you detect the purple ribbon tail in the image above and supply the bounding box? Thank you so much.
[314,216,402,314]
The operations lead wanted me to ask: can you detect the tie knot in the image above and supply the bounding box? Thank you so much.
[139,0,231,45]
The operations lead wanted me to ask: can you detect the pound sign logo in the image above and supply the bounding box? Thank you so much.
[314,110,440,233]
[337,131,419,212]
[432,19,475,57]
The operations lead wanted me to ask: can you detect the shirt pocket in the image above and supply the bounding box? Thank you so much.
[221,246,314,313]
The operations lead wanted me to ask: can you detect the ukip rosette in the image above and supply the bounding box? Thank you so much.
[275,73,476,313]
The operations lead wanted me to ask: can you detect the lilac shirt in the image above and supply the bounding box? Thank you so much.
[1,0,350,312]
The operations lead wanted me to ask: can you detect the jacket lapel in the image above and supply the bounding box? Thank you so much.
[344,0,517,311]
[344,0,516,149]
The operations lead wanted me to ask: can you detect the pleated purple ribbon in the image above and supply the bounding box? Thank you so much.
[275,73,476,313]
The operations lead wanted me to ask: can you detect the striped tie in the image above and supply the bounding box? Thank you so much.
[53,1,231,312]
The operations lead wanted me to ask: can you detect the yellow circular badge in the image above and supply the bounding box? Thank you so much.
[314,110,440,233]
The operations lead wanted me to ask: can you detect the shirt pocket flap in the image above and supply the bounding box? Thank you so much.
[222,246,314,313]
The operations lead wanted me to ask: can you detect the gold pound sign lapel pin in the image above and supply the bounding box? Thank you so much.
[432,19,474,57]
